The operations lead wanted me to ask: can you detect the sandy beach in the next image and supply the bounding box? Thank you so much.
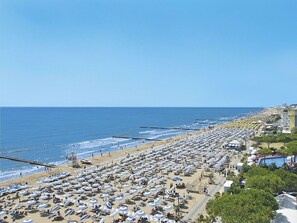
[0,109,274,223]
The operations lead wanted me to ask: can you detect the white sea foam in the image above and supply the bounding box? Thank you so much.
[70,137,129,149]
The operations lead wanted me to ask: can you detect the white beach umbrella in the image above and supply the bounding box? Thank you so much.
[38,203,49,209]
[27,200,36,205]
[129,189,137,194]
[126,217,134,222]
[148,202,156,207]
[136,185,144,190]
[40,195,49,200]
[119,206,128,212]
[29,193,38,198]
[150,188,157,192]
[23,219,33,223]
[101,193,110,198]
[115,196,123,201]
[92,183,99,188]
[163,205,172,211]
[154,213,164,220]
[78,204,88,210]
[143,191,151,196]
[77,188,85,194]
[89,198,98,205]
[136,210,145,216]
[85,187,92,191]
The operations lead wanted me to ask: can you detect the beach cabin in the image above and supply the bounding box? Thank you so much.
[237,162,243,171]
[223,180,233,193]
[226,140,242,150]
[67,152,78,167]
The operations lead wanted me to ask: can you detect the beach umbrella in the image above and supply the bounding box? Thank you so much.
[109,210,118,218]
[78,204,88,210]
[77,189,85,194]
[62,182,70,187]
[20,190,29,195]
[122,184,130,188]
[40,195,49,200]
[73,184,81,189]
[126,217,134,222]
[115,196,123,201]
[129,189,137,194]
[92,183,99,188]
[154,213,164,220]
[101,193,109,198]
[27,200,36,205]
[148,202,156,207]
[119,206,128,212]
[82,182,88,186]
[23,219,33,223]
[29,193,38,198]
[172,177,182,182]
[37,203,49,209]
[150,188,157,192]
[136,185,144,190]
[89,198,98,205]
[136,210,145,216]
[155,184,163,189]
[104,184,111,189]
[163,205,172,211]
[143,191,151,196]
[85,187,92,191]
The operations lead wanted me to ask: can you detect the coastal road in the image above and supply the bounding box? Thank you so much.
[182,153,243,222]
[182,175,226,222]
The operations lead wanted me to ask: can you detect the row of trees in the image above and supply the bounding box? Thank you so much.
[206,189,278,223]
[201,165,297,223]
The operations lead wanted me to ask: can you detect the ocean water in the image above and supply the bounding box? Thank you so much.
[0,107,262,181]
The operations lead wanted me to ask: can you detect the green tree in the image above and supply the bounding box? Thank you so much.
[291,127,297,134]
[274,169,297,191]
[207,189,278,223]
[258,148,272,164]
[286,141,297,162]
[245,175,285,194]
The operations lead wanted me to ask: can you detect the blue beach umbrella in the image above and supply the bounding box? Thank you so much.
[171,177,182,181]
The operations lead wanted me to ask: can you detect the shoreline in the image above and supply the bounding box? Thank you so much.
[0,108,270,188]
[0,108,276,223]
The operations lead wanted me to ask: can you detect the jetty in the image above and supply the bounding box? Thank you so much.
[140,126,200,131]
[0,155,55,168]
[112,136,162,141]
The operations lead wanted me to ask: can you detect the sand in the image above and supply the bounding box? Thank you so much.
[0,108,276,223]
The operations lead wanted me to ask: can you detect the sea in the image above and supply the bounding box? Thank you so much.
[0,107,262,181]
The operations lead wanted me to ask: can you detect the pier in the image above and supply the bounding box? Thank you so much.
[140,126,200,131]
[112,136,162,141]
[0,155,55,168]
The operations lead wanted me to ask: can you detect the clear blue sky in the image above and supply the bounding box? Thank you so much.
[0,0,296,107]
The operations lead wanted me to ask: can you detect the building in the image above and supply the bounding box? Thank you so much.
[272,193,297,223]
[281,109,290,128]
[288,109,297,131]
[223,180,233,193]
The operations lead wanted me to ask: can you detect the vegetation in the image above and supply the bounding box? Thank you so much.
[203,165,297,223]
[199,131,297,223]
[291,127,297,134]
[266,114,281,124]
[206,189,278,223]
[286,141,297,162]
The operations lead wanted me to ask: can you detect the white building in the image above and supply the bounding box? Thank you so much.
[223,180,233,193]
